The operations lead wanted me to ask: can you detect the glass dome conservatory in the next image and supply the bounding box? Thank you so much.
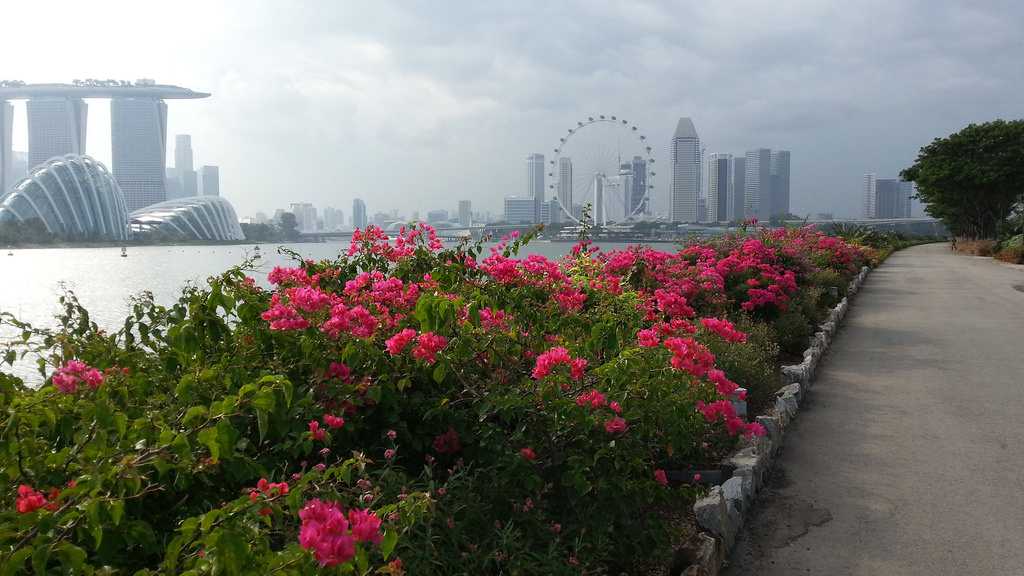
[0,155,131,240]
[130,196,244,241]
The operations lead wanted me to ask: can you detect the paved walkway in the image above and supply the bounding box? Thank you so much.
[724,243,1024,575]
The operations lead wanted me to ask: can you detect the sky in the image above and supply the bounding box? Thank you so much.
[2,0,1022,219]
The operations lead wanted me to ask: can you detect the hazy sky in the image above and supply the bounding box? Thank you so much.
[3,0,1021,219]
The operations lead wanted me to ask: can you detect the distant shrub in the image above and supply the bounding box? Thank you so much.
[956,238,997,256]
[772,309,812,358]
[705,318,780,414]
[995,245,1024,264]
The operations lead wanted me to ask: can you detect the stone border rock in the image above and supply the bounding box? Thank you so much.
[677,265,870,576]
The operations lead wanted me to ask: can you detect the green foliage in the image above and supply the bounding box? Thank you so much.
[0,228,872,574]
[704,319,780,415]
[901,119,1024,239]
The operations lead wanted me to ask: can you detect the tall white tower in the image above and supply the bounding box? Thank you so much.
[527,153,545,224]
[670,118,700,222]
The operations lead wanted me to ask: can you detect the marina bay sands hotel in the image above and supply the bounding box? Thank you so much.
[0,80,209,211]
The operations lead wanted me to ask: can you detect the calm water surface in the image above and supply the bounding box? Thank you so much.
[0,240,648,381]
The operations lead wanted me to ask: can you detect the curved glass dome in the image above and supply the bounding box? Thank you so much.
[130,196,244,241]
[0,155,130,240]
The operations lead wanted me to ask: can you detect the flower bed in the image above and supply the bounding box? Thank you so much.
[0,225,872,574]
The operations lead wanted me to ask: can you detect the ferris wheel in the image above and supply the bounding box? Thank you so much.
[548,115,656,225]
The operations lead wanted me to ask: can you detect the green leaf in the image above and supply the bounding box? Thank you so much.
[54,543,87,573]
[251,388,276,412]
[216,528,247,575]
[109,499,125,526]
[87,499,104,547]
[381,530,398,560]
[197,427,220,462]
[183,406,209,427]
[432,361,447,384]
[2,546,32,576]
[31,542,50,574]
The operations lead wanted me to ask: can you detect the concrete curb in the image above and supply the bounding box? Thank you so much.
[677,265,871,576]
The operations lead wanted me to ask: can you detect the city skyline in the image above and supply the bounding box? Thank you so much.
[1,2,1020,220]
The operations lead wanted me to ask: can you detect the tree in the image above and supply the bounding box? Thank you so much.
[277,212,300,241]
[901,120,1024,239]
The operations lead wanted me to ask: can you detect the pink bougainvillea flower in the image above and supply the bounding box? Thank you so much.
[432,427,462,455]
[323,414,346,429]
[412,332,448,365]
[347,508,383,544]
[15,485,48,514]
[308,420,326,441]
[52,360,104,394]
[385,328,417,356]
[654,469,669,487]
[604,417,629,435]
[637,328,660,347]
[519,447,536,461]
[299,499,356,566]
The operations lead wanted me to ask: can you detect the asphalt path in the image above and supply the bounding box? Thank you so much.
[724,243,1024,575]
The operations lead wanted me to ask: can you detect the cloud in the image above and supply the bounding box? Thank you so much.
[2,0,1022,218]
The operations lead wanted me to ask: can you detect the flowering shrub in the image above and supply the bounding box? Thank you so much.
[0,224,868,574]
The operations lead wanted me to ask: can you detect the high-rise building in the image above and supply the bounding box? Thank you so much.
[290,202,317,232]
[707,154,733,222]
[427,209,448,223]
[744,148,772,221]
[165,167,184,200]
[769,150,791,218]
[557,157,573,219]
[352,198,367,229]
[458,200,472,226]
[111,98,168,212]
[732,157,746,221]
[199,165,219,196]
[899,180,915,218]
[0,101,12,194]
[869,178,913,219]
[670,118,700,222]
[322,206,345,231]
[629,155,647,217]
[527,153,545,224]
[27,97,87,170]
[863,174,877,218]
[504,197,535,224]
[174,135,198,198]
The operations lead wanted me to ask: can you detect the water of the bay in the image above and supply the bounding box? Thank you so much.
[0,240,660,381]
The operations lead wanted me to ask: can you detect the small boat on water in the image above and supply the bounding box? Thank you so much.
[253,245,262,259]
[121,246,127,258]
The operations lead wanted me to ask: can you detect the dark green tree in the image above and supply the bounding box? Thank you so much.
[901,119,1024,239]
[240,222,280,242]
[277,212,300,241]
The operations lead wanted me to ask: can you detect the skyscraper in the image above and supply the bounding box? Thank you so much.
[27,97,87,169]
[0,101,12,194]
[629,155,647,217]
[863,173,877,218]
[504,197,535,224]
[557,157,573,219]
[707,153,733,222]
[744,148,771,221]
[732,157,746,221]
[670,118,700,222]
[352,198,367,229]
[290,202,317,232]
[527,153,545,224]
[199,165,219,196]
[112,98,168,211]
[458,200,472,226]
[899,180,915,218]
[174,135,198,198]
[769,150,791,218]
